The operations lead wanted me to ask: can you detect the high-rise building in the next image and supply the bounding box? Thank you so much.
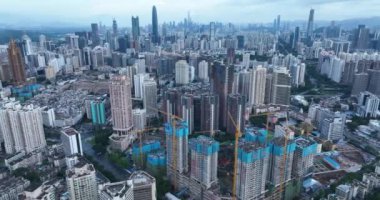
[292,137,318,178]
[368,70,380,95]
[357,91,380,118]
[226,94,246,135]
[290,63,306,87]
[132,108,146,131]
[65,34,79,49]
[212,62,234,129]
[112,19,118,37]
[39,34,46,50]
[271,67,291,105]
[109,75,133,135]
[277,15,281,32]
[306,9,315,38]
[175,60,190,85]
[237,35,244,49]
[90,99,107,125]
[181,93,194,134]
[99,181,134,200]
[152,6,159,44]
[353,25,370,50]
[352,73,369,95]
[0,101,46,154]
[200,94,219,136]
[198,60,209,82]
[130,171,157,200]
[248,66,267,106]
[66,163,98,200]
[91,23,100,47]
[265,73,273,104]
[143,79,158,118]
[134,74,149,99]
[189,136,219,189]
[132,16,140,44]
[293,27,300,49]
[8,40,26,85]
[90,46,105,69]
[163,89,181,122]
[165,120,189,180]
[236,138,270,200]
[320,112,346,142]
[61,127,83,156]
[269,137,296,187]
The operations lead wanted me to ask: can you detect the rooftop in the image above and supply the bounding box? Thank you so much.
[295,137,315,148]
[129,171,155,186]
[61,127,79,136]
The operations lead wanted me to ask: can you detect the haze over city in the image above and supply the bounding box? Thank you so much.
[0,1,380,200]
[1,0,380,26]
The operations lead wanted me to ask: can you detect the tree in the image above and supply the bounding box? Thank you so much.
[249,115,267,128]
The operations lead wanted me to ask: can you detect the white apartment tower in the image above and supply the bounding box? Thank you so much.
[133,74,149,99]
[175,60,190,85]
[248,65,267,106]
[61,127,83,156]
[198,60,209,82]
[0,100,46,154]
[66,163,98,200]
[110,75,133,135]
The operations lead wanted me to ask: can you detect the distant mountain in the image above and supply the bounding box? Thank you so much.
[337,17,380,29]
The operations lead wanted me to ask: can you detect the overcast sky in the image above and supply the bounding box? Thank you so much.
[1,0,379,27]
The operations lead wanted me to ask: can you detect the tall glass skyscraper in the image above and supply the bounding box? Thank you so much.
[152,6,159,44]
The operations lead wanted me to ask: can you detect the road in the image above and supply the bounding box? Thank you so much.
[81,128,130,181]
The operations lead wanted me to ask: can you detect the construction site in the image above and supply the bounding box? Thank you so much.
[128,105,321,200]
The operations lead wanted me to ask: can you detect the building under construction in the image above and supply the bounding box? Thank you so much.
[189,135,219,189]
[236,138,270,200]
[292,137,318,178]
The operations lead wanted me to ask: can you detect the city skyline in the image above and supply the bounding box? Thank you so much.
[1,0,380,27]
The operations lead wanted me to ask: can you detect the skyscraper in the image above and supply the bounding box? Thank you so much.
[189,136,219,189]
[226,94,246,135]
[368,69,380,95]
[353,25,370,50]
[132,16,140,41]
[277,15,281,32]
[152,6,159,44]
[112,18,118,36]
[8,40,26,85]
[61,127,83,156]
[181,93,194,134]
[212,62,234,129]
[293,27,300,49]
[271,67,291,105]
[109,75,133,135]
[248,66,267,106]
[306,9,315,38]
[143,79,158,118]
[0,101,46,154]
[200,94,219,136]
[91,23,100,47]
[66,163,98,200]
